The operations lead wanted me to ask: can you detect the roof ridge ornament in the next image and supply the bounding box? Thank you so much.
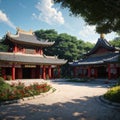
[6,31,10,36]
[100,33,105,39]
[16,27,33,35]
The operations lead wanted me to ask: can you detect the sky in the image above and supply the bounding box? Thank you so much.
[0,0,118,43]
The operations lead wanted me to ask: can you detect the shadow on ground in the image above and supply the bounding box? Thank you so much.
[0,96,120,120]
[51,79,116,88]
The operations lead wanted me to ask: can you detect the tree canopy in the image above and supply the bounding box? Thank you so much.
[35,29,58,42]
[109,37,120,48]
[54,0,120,34]
[35,29,94,61]
[0,37,8,52]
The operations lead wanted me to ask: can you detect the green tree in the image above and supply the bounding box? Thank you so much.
[84,42,94,52]
[35,29,94,62]
[109,37,120,48]
[35,29,58,42]
[55,33,80,61]
[0,37,8,52]
[54,0,120,34]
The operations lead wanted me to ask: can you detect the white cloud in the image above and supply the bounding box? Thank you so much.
[79,25,98,43]
[79,25,96,38]
[33,0,64,25]
[0,10,16,29]
[79,25,118,43]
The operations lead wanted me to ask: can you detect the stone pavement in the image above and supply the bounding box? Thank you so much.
[0,79,120,120]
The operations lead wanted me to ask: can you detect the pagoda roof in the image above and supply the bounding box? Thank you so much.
[86,38,120,56]
[0,52,67,65]
[5,28,54,47]
[69,52,120,66]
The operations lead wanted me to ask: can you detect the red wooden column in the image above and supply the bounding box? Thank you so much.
[48,65,52,79]
[23,48,25,53]
[88,67,91,78]
[14,44,17,53]
[57,66,61,78]
[40,48,43,55]
[108,64,111,80]
[42,65,46,79]
[12,64,15,80]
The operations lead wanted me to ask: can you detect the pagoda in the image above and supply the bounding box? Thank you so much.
[69,34,120,80]
[0,28,67,80]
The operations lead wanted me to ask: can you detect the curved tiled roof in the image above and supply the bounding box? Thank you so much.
[0,52,67,65]
[6,31,54,47]
[69,53,120,66]
[86,38,120,56]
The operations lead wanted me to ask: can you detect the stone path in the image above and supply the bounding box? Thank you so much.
[0,80,120,120]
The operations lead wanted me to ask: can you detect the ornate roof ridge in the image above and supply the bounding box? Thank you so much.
[44,55,58,59]
[16,27,33,35]
[6,27,34,38]
[5,28,55,47]
[7,32,19,38]
[85,36,118,56]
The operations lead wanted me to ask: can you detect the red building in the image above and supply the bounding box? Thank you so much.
[69,34,120,80]
[0,28,66,80]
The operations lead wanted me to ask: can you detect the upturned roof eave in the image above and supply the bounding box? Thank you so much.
[6,33,54,47]
[9,37,54,47]
[85,38,117,56]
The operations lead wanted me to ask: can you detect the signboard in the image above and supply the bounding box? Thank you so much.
[24,65,36,68]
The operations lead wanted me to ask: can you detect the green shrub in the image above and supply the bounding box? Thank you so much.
[104,86,120,103]
[0,78,14,101]
[0,77,4,80]
[0,77,5,85]
[0,77,11,89]
[15,82,25,90]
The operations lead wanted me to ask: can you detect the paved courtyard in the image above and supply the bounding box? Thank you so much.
[0,80,120,120]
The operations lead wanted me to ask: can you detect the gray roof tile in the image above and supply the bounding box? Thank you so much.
[0,52,67,65]
[86,38,120,56]
[70,53,120,66]
[6,33,54,47]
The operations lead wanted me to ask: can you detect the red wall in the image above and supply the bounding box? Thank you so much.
[94,47,111,54]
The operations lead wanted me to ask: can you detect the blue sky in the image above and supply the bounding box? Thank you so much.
[0,0,118,43]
